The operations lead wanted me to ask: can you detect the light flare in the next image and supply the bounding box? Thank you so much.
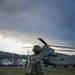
[0,35,33,55]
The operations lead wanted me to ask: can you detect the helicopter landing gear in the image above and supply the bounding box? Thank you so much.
[54,65,56,68]
[64,65,68,67]
[44,64,48,68]
[73,65,75,67]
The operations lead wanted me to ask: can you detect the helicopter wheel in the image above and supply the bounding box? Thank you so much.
[44,64,48,68]
[54,65,56,68]
[45,65,48,68]
[64,65,68,67]
[73,65,75,67]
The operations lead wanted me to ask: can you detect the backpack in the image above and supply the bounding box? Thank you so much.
[25,55,44,75]
[25,55,38,74]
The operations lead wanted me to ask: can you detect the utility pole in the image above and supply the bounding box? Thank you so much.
[12,54,14,65]
[27,51,29,59]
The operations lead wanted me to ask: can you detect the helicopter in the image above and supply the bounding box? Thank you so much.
[37,38,75,67]
[23,38,75,67]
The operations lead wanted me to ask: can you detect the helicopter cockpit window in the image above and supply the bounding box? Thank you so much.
[53,55,58,57]
[68,56,69,58]
[42,45,48,49]
[50,57,52,59]
[49,53,51,56]
[61,58,65,61]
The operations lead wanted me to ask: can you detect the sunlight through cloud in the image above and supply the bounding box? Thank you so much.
[0,35,33,55]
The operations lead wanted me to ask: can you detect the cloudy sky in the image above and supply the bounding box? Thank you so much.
[0,0,75,55]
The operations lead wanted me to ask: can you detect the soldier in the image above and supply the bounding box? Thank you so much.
[25,45,44,75]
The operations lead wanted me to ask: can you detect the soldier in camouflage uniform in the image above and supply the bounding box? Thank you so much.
[25,45,44,75]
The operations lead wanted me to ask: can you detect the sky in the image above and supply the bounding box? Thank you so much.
[0,0,75,55]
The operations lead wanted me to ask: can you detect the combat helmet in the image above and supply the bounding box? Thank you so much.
[33,45,42,54]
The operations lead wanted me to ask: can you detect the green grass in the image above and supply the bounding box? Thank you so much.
[0,67,75,75]
[44,67,75,75]
[0,67,25,75]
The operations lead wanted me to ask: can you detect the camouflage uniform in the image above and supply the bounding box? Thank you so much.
[25,54,44,75]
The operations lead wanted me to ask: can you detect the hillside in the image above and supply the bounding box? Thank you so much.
[0,51,27,59]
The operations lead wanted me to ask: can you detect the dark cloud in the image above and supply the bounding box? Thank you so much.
[0,0,75,47]
[0,0,34,14]
[0,0,4,3]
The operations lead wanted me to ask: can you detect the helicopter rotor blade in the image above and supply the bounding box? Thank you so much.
[49,45,75,49]
[22,46,33,48]
[38,38,48,46]
[38,38,75,49]
[55,49,75,52]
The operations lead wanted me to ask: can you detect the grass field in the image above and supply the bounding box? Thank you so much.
[0,67,75,75]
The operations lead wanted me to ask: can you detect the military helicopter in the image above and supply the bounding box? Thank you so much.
[23,38,75,67]
[37,38,75,67]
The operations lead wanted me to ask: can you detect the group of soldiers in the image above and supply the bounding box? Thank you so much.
[25,45,44,75]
